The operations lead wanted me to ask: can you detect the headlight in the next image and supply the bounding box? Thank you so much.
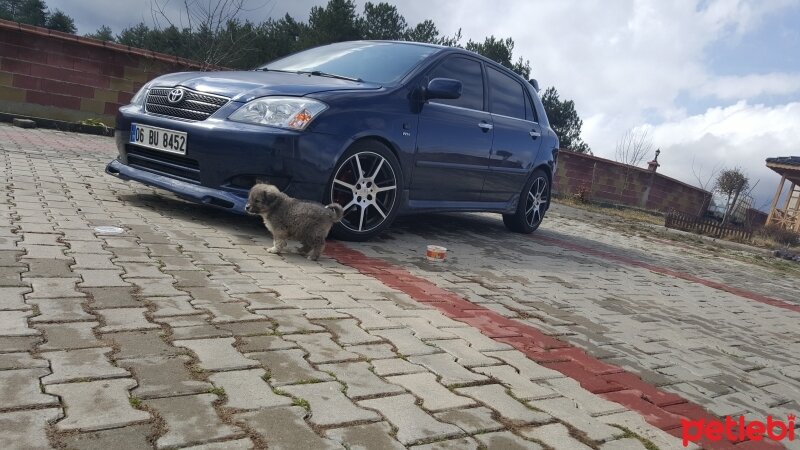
[130,80,155,106]
[229,97,327,130]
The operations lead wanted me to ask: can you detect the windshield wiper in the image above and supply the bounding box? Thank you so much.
[299,70,362,83]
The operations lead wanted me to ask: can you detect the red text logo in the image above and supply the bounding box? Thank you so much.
[681,415,795,446]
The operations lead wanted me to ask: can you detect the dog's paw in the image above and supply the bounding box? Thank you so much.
[267,247,280,254]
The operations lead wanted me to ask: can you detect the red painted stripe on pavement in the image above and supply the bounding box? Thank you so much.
[534,235,800,314]
[326,242,783,450]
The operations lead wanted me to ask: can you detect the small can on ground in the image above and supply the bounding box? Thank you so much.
[426,245,447,262]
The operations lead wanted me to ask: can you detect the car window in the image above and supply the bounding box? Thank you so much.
[524,92,537,122]
[428,57,484,111]
[487,66,526,120]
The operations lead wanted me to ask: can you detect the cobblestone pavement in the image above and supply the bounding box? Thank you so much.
[1,124,797,450]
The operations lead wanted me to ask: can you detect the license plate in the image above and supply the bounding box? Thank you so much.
[129,123,187,155]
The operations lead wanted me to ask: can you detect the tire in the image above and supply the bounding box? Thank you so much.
[326,140,402,241]
[503,168,550,233]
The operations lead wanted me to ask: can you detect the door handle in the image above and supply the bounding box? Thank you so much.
[529,130,541,138]
[478,122,493,131]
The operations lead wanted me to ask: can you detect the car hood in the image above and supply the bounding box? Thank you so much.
[148,71,382,102]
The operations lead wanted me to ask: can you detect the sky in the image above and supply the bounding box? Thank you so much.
[48,0,800,210]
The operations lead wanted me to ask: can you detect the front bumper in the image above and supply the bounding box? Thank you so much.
[106,159,250,213]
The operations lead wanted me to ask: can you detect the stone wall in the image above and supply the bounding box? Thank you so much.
[0,19,210,126]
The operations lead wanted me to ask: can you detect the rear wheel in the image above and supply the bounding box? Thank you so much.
[327,140,402,241]
[503,169,550,233]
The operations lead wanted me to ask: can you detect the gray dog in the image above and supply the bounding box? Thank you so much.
[246,184,344,260]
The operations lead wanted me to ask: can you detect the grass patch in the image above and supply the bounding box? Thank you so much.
[611,425,660,450]
[292,398,310,411]
[129,397,142,408]
[207,387,225,396]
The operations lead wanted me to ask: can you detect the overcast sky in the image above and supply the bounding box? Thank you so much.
[48,0,800,209]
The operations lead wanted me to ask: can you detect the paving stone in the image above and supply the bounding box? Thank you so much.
[483,352,565,382]
[530,397,624,442]
[47,379,150,431]
[174,337,258,372]
[388,372,476,411]
[358,394,462,445]
[0,368,59,408]
[29,297,94,323]
[456,384,551,425]
[145,394,243,448]
[285,333,361,363]
[0,266,26,286]
[39,322,102,350]
[433,406,504,434]
[132,277,185,297]
[338,307,400,329]
[600,438,649,450]
[171,324,233,340]
[319,318,385,345]
[544,378,628,417]
[318,361,405,399]
[119,262,170,278]
[1,310,38,336]
[347,342,396,359]
[0,250,24,267]
[42,347,129,384]
[83,287,141,308]
[238,334,296,352]
[164,270,211,287]
[77,270,131,287]
[410,437,480,450]
[260,309,325,334]
[208,368,292,409]
[0,335,41,352]
[372,328,439,356]
[443,327,514,351]
[238,292,287,309]
[59,423,157,450]
[371,358,427,376]
[237,406,342,450]
[0,408,63,450]
[430,339,499,367]
[23,259,76,278]
[96,308,159,332]
[396,317,457,340]
[247,349,333,385]
[107,330,181,360]
[283,381,380,426]
[183,286,232,304]
[21,245,70,259]
[120,355,212,399]
[71,253,118,270]
[147,295,200,317]
[409,353,489,386]
[215,320,275,336]
[201,301,265,323]
[521,423,593,450]
[325,421,404,450]
[475,365,560,401]
[0,287,31,310]
[25,277,85,298]
[474,431,543,450]
[179,438,255,450]
[0,351,48,370]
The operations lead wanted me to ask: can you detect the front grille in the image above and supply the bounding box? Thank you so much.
[145,87,229,121]
[126,145,200,183]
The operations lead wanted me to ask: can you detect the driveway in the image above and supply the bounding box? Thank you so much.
[1,123,797,450]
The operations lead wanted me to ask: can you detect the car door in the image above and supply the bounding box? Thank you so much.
[482,66,543,203]
[411,56,492,202]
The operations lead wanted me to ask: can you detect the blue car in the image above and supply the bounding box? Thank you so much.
[107,40,559,241]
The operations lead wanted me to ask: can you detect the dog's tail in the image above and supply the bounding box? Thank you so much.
[325,203,345,222]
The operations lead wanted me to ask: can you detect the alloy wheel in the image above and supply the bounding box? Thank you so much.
[331,151,397,233]
[525,176,548,227]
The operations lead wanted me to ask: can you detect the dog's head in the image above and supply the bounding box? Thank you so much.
[245,183,283,215]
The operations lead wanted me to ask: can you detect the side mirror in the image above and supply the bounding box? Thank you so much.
[426,78,462,100]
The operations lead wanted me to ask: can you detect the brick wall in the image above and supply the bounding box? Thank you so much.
[0,20,212,126]
[554,150,712,215]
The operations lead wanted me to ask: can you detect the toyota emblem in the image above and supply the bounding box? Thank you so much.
[167,88,185,104]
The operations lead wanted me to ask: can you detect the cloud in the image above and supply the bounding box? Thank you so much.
[693,73,800,100]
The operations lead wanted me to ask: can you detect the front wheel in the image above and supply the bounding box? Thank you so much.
[326,140,402,241]
[503,169,550,233]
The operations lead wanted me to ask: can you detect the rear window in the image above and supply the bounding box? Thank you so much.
[487,66,526,120]
[264,41,438,85]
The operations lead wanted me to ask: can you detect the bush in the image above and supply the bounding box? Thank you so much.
[758,224,800,247]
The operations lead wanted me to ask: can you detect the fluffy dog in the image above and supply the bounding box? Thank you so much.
[246,183,344,260]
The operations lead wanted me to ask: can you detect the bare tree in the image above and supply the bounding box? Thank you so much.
[150,0,266,68]
[691,156,722,216]
[715,167,750,226]
[615,128,653,167]
[614,128,654,204]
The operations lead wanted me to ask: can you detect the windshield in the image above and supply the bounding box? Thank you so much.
[261,41,440,85]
